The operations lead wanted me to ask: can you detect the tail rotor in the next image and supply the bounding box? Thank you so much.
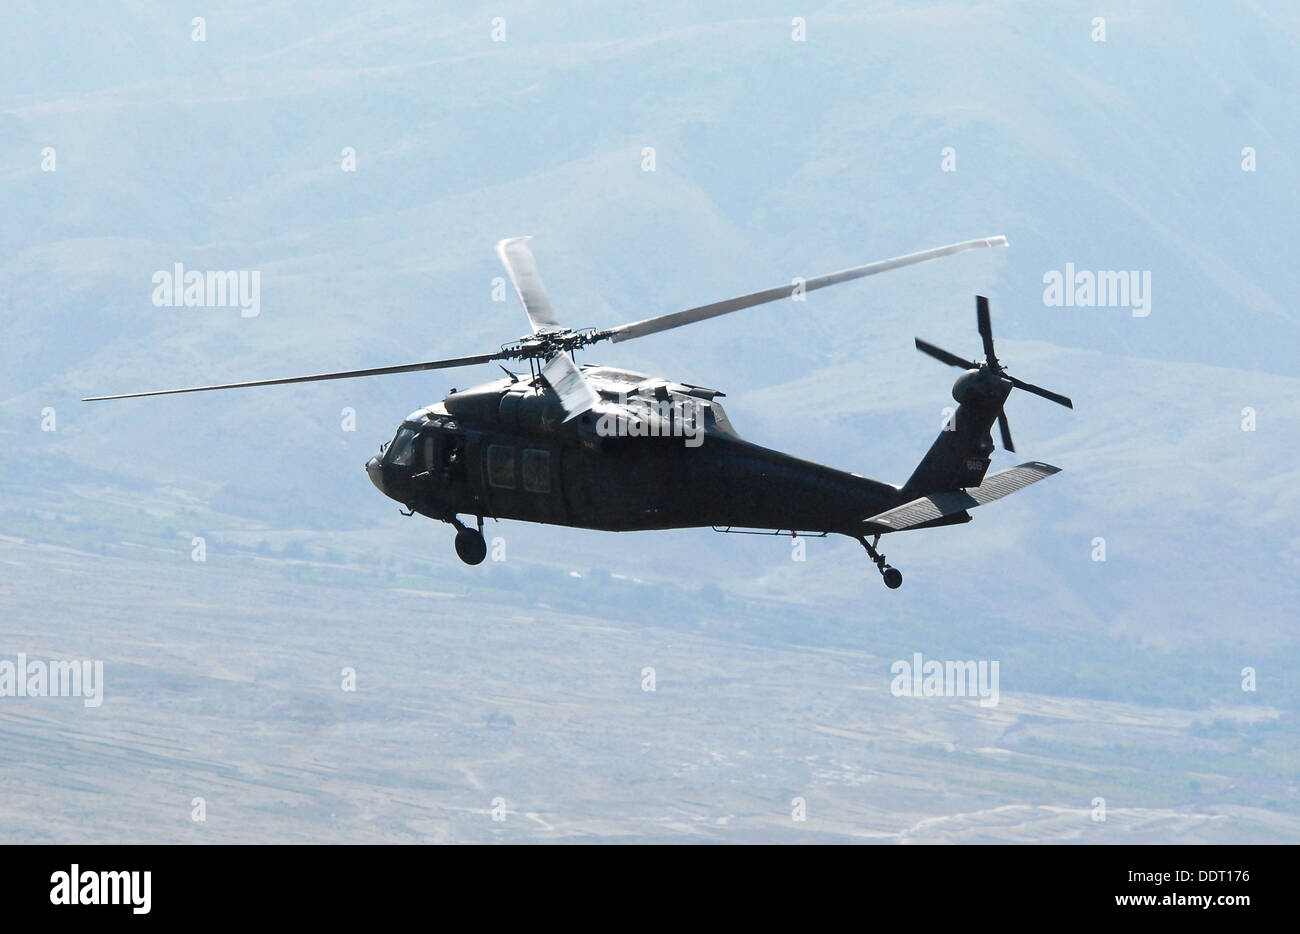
[914,295,1073,454]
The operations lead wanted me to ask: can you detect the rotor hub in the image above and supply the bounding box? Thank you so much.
[952,366,1011,407]
[501,328,602,361]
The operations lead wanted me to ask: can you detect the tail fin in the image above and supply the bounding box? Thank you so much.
[899,400,1000,498]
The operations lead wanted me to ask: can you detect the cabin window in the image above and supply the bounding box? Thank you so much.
[521,449,550,493]
[487,444,515,489]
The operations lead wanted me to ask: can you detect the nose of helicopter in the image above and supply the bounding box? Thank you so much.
[365,455,385,494]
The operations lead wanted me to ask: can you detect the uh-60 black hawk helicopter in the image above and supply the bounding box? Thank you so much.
[85,234,1072,589]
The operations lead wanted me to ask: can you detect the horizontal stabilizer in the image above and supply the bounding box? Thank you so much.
[864,462,1060,534]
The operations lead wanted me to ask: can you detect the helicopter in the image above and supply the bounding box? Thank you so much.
[84,234,1072,589]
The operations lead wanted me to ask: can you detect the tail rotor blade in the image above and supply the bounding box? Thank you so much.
[997,409,1015,452]
[915,338,974,369]
[1007,375,1074,409]
[976,295,997,365]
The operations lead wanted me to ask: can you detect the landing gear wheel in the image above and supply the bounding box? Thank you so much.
[882,566,903,590]
[454,528,487,565]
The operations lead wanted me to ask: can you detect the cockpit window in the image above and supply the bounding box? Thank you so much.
[388,427,418,466]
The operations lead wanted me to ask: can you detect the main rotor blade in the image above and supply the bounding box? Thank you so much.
[82,352,505,401]
[997,409,1015,452]
[497,236,562,334]
[604,235,1009,344]
[1007,375,1074,409]
[976,295,997,364]
[540,351,600,422]
[914,338,974,369]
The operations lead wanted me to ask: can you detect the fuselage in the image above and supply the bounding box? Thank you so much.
[366,365,902,535]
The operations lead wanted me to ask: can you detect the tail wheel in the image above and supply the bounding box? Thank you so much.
[859,535,903,589]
